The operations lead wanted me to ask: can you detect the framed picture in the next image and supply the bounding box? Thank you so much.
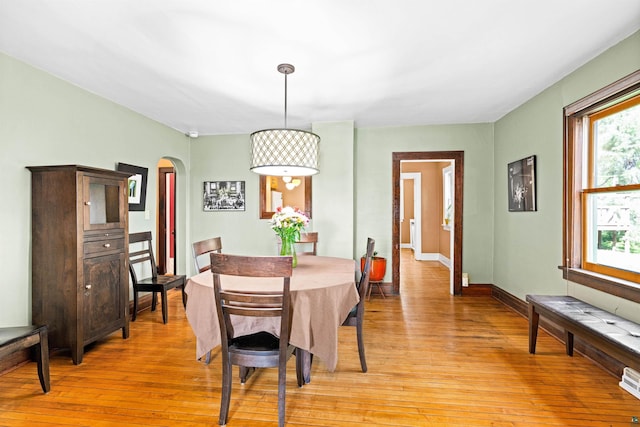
[203,181,245,211]
[508,155,537,212]
[117,163,148,211]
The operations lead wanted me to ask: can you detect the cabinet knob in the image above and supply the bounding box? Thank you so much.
[104,233,110,237]
[85,201,91,206]
[85,285,92,290]
[103,243,111,248]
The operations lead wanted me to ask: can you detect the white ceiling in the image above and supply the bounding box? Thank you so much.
[1,1,639,136]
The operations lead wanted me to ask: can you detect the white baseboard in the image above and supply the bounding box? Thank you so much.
[415,252,438,261]
[439,254,451,268]
[406,251,452,269]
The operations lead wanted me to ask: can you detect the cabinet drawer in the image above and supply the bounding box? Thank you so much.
[84,229,125,242]
[84,237,125,256]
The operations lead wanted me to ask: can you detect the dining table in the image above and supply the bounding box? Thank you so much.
[184,255,359,382]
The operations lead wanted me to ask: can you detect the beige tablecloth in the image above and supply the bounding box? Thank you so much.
[185,255,358,372]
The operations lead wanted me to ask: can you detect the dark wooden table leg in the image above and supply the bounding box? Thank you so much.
[297,349,312,384]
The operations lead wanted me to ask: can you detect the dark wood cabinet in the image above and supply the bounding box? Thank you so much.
[28,165,130,364]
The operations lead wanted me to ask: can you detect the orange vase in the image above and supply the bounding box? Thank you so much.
[361,256,386,282]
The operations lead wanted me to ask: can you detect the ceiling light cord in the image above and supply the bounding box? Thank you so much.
[278,63,294,128]
[284,71,288,129]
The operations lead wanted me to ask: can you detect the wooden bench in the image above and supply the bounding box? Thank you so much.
[527,295,640,373]
[0,325,50,393]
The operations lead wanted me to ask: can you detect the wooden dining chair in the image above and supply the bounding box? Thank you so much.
[210,252,303,427]
[296,232,318,255]
[342,237,375,373]
[277,232,318,256]
[128,231,186,324]
[192,237,223,363]
[192,236,222,273]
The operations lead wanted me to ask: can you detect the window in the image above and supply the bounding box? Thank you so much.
[563,70,640,298]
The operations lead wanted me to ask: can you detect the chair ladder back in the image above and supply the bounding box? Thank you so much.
[128,232,159,282]
[210,253,292,277]
[211,252,293,346]
[219,290,286,316]
[192,237,222,273]
[296,232,318,256]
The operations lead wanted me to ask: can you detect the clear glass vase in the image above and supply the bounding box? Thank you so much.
[280,235,298,268]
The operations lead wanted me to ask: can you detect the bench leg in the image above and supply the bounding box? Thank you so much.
[565,331,574,356]
[528,304,539,354]
[36,327,50,393]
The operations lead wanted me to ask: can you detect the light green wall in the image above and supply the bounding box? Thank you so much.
[1,52,189,326]
[355,124,495,282]
[312,121,355,259]
[189,121,494,283]
[189,133,269,259]
[188,121,356,274]
[493,30,640,321]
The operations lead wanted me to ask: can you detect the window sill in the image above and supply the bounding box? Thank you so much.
[559,266,640,303]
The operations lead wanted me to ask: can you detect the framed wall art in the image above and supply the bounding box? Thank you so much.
[508,155,537,212]
[203,181,245,211]
[117,162,148,211]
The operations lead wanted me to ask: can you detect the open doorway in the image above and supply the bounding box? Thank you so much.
[392,151,464,295]
[157,160,176,275]
[400,172,421,258]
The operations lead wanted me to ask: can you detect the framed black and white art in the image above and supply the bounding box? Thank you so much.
[508,155,537,212]
[203,181,245,211]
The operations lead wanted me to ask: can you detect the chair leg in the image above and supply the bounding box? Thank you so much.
[36,327,50,393]
[132,291,138,321]
[181,285,187,308]
[151,292,158,311]
[239,366,255,384]
[277,360,286,427]
[356,317,367,373]
[161,290,168,324]
[219,355,232,426]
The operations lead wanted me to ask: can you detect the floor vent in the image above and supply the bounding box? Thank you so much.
[620,367,640,400]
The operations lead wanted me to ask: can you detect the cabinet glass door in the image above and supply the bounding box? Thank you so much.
[83,176,125,230]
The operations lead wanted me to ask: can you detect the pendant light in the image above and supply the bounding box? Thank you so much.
[250,63,320,176]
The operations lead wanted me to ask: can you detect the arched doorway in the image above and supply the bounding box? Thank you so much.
[156,157,187,276]
[157,159,176,274]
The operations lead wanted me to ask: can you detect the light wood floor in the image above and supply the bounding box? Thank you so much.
[1,250,639,426]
